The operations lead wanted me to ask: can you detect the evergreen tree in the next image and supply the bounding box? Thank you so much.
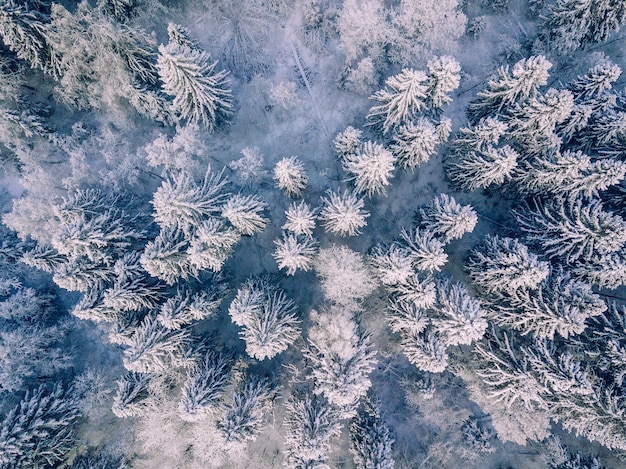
[350,398,395,469]
[368,68,429,133]
[0,0,51,70]
[425,55,461,109]
[400,227,448,272]
[368,243,414,286]
[0,383,80,467]
[391,117,450,171]
[573,251,626,289]
[122,315,192,373]
[273,156,309,198]
[284,392,341,469]
[179,351,231,422]
[304,307,377,417]
[319,189,369,237]
[187,217,241,273]
[217,378,274,447]
[157,24,233,131]
[273,231,318,276]
[69,446,129,469]
[467,235,550,295]
[282,200,317,237]
[467,56,552,123]
[221,194,269,235]
[151,167,228,234]
[419,194,477,243]
[451,117,508,152]
[568,60,621,103]
[111,371,153,418]
[516,197,626,263]
[103,274,162,313]
[342,141,397,196]
[388,272,437,309]
[157,288,222,330]
[334,125,363,160]
[400,329,449,373]
[447,145,518,191]
[140,225,194,285]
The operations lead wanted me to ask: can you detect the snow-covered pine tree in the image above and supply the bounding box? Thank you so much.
[391,117,450,171]
[221,194,269,235]
[52,257,116,292]
[304,307,377,417]
[573,251,626,289]
[103,274,162,313]
[157,23,233,131]
[419,194,477,243]
[387,297,430,337]
[157,288,222,330]
[334,125,363,160]
[282,200,317,236]
[111,371,154,418]
[388,272,437,309]
[543,0,626,55]
[400,227,448,272]
[467,56,552,123]
[515,197,626,263]
[568,60,621,103]
[0,383,80,467]
[467,235,550,295]
[489,266,607,339]
[400,329,449,373]
[228,276,271,326]
[216,377,274,448]
[342,141,396,196]
[151,167,228,234]
[451,117,508,153]
[368,68,429,133]
[283,392,341,469]
[122,314,192,373]
[514,150,626,199]
[0,0,50,70]
[273,156,309,198]
[273,231,318,275]
[368,243,414,286]
[140,225,193,285]
[446,145,519,191]
[315,245,378,309]
[350,398,395,469]
[425,55,461,109]
[187,217,241,273]
[583,110,626,150]
[179,351,231,421]
[97,0,135,22]
[319,189,369,237]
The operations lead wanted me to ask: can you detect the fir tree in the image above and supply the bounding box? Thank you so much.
[282,200,317,237]
[451,117,508,152]
[140,225,194,285]
[187,217,241,273]
[388,272,437,309]
[350,398,395,469]
[334,125,363,160]
[391,117,450,171]
[467,235,550,295]
[221,194,269,235]
[342,141,397,196]
[157,288,222,330]
[419,194,477,244]
[425,55,461,109]
[319,189,369,237]
[0,0,51,70]
[467,56,552,123]
[284,393,341,469]
[447,145,518,191]
[111,371,153,418]
[400,227,448,272]
[103,274,162,313]
[179,351,231,422]
[273,231,318,276]
[568,60,621,103]
[157,24,233,131]
[0,383,80,467]
[368,68,429,133]
[516,197,626,263]
[401,329,449,373]
[273,156,309,198]
[368,243,414,286]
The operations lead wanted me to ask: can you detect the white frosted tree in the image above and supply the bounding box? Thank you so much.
[388,273,437,309]
[350,398,395,469]
[283,200,317,236]
[157,288,222,330]
[568,60,621,103]
[273,156,308,198]
[187,217,241,273]
[419,194,478,243]
[368,69,429,133]
[368,243,414,286]
[574,252,626,289]
[334,126,364,161]
[122,315,192,373]
[151,167,228,233]
[157,24,233,131]
[401,329,449,373]
[179,351,231,422]
[467,235,550,295]
[425,56,461,109]
[273,232,318,276]
[342,141,397,196]
[452,117,508,152]
[229,278,301,360]
[467,56,552,123]
[284,393,341,469]
[516,197,626,263]
[305,307,377,417]
[336,0,390,63]
[315,245,378,309]
[140,225,194,285]
[319,189,369,237]
[400,227,448,272]
[103,274,162,313]
[391,117,450,171]
[0,383,80,467]
[112,371,154,418]
[217,378,274,447]
[221,194,269,235]
[447,145,519,191]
